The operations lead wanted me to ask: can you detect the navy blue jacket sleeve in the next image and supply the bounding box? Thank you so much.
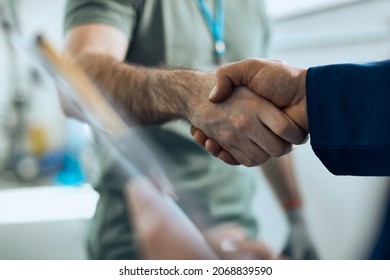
[306,60,390,176]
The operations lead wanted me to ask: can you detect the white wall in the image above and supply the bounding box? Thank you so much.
[265,0,359,18]
[268,0,390,66]
[0,0,66,106]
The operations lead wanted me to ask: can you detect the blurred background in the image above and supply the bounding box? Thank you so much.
[0,0,389,259]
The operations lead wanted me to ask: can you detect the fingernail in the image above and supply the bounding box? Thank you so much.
[209,86,217,100]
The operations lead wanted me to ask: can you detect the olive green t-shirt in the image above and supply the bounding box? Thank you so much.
[65,0,270,259]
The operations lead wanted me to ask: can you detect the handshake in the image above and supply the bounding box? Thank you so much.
[190,59,309,166]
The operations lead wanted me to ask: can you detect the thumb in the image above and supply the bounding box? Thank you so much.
[209,66,235,103]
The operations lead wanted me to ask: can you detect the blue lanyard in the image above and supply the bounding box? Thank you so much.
[197,0,225,64]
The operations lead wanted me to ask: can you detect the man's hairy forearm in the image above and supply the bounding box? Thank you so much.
[74,53,214,124]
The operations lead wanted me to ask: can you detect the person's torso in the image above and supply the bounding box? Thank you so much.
[126,0,269,69]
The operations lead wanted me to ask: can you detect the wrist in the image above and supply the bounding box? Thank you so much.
[286,207,304,224]
[282,198,303,211]
[147,69,212,121]
[181,71,215,121]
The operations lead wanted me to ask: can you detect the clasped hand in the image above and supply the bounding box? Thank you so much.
[190,59,309,166]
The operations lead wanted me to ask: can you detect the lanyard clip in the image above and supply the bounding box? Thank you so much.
[215,40,226,65]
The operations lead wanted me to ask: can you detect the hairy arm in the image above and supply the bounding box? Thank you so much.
[64,24,213,124]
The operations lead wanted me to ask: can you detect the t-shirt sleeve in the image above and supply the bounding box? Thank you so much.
[64,0,142,38]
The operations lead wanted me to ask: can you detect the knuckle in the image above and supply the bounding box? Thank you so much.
[222,130,237,142]
[216,65,227,76]
[231,116,250,131]
[274,117,290,136]
[245,58,257,65]
[274,58,286,64]
[238,120,250,131]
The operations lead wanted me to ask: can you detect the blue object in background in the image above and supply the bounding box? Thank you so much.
[55,120,87,186]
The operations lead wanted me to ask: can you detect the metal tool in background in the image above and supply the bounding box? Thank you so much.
[0,3,37,181]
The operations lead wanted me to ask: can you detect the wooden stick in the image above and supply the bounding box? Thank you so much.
[36,35,127,137]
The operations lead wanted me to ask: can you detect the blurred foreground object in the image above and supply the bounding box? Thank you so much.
[35,35,217,259]
[125,178,276,259]
[125,178,217,259]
